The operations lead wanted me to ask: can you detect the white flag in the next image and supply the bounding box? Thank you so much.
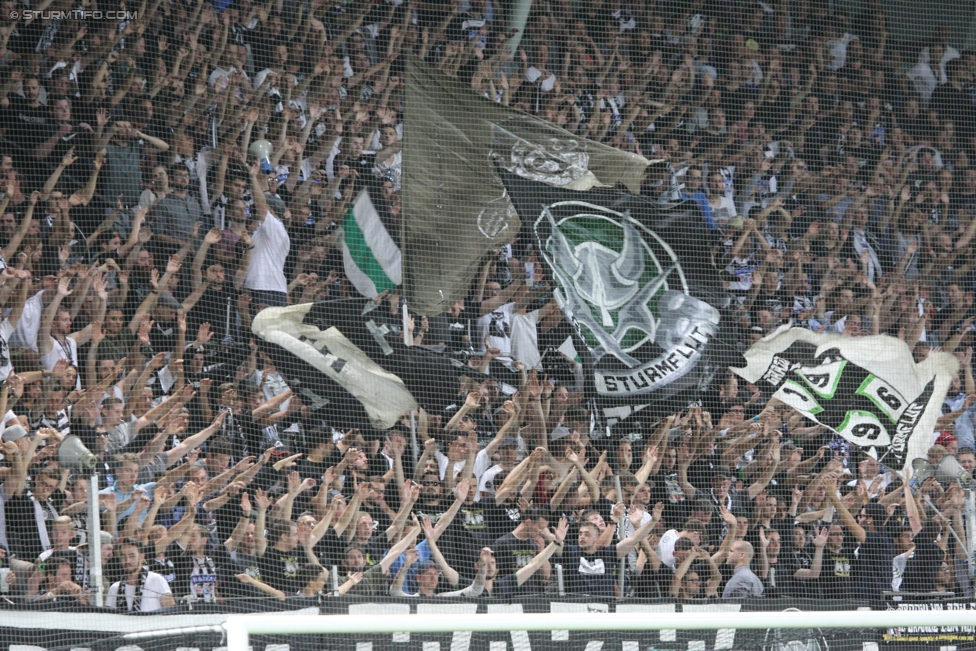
[731,325,957,472]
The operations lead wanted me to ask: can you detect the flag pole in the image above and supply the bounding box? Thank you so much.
[613,472,627,597]
[410,410,419,467]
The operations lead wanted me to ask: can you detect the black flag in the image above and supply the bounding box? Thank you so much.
[498,166,737,424]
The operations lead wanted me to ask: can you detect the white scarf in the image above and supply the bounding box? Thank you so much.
[31,493,57,551]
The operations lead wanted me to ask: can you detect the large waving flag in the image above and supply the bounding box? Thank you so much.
[252,299,478,430]
[342,186,401,299]
[403,56,654,316]
[497,166,737,425]
[732,325,958,472]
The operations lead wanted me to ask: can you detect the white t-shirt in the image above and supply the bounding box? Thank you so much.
[657,528,680,570]
[478,302,515,360]
[476,463,505,501]
[510,310,541,370]
[40,335,80,389]
[0,318,14,380]
[244,211,290,293]
[9,290,44,351]
[435,449,465,481]
[709,195,737,228]
[525,66,556,92]
[107,571,172,612]
[892,550,911,592]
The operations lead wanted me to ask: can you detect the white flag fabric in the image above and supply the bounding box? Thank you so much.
[731,325,958,473]
[252,304,417,429]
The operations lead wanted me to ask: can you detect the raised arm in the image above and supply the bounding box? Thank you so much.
[378,523,422,575]
[824,476,866,544]
[430,479,471,542]
[248,162,271,221]
[515,517,568,586]
[794,527,828,579]
[421,517,459,587]
[1,191,37,261]
[37,279,71,356]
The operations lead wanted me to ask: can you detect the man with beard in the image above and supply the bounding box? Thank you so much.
[153,163,205,257]
[256,518,303,594]
[94,307,134,363]
[344,520,422,596]
[6,461,66,562]
[3,76,49,175]
[557,506,661,597]
[107,539,175,611]
[190,225,249,343]
[210,168,252,235]
[38,275,107,388]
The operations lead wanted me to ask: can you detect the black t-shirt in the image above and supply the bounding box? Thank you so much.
[779,547,820,599]
[166,542,227,603]
[853,530,896,602]
[560,543,619,597]
[223,549,261,599]
[237,411,288,461]
[4,96,49,150]
[631,564,672,599]
[820,545,854,600]
[187,285,235,343]
[425,313,470,353]
[258,545,303,593]
[491,532,544,593]
[900,539,944,593]
[437,502,490,571]
[6,490,67,562]
[312,528,347,568]
[480,495,523,545]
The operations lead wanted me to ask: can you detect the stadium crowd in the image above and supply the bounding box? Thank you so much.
[0,0,973,614]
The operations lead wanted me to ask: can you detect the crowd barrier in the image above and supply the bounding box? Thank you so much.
[3,596,975,651]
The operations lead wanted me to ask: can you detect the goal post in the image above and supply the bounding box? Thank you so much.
[224,610,976,651]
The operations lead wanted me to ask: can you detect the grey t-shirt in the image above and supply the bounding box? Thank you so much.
[104,141,145,207]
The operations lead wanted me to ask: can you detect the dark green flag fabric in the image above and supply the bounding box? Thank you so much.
[403,57,652,316]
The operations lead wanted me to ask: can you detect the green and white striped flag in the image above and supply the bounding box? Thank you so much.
[342,186,401,298]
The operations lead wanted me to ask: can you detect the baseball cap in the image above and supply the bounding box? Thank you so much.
[500,437,518,448]
[935,432,957,448]
[1,425,28,443]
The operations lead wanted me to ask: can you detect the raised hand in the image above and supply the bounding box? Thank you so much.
[91,322,105,345]
[719,505,737,527]
[61,147,77,168]
[56,276,72,297]
[454,477,471,502]
[554,516,569,544]
[652,501,665,521]
[804,526,826,548]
